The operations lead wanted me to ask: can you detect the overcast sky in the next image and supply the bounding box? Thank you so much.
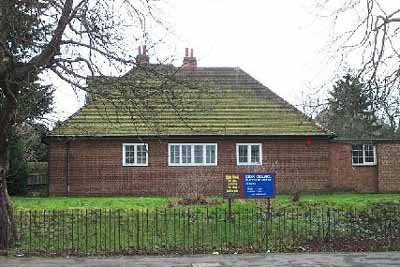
[52,0,337,122]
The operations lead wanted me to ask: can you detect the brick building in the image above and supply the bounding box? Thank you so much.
[329,139,400,192]
[47,48,400,196]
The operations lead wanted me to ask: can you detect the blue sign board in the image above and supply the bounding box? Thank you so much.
[242,173,275,198]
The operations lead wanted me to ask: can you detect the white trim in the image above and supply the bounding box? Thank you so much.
[122,143,149,167]
[168,143,218,166]
[351,144,376,166]
[236,143,263,166]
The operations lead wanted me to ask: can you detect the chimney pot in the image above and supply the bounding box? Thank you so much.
[136,45,149,66]
[183,47,197,70]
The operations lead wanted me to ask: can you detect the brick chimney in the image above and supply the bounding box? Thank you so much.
[182,48,197,70]
[136,45,149,65]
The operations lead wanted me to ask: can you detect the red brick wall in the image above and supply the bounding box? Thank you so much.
[48,142,67,195]
[48,137,331,196]
[328,143,378,192]
[378,143,400,192]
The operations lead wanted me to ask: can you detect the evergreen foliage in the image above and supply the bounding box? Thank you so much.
[317,74,381,138]
[7,130,28,196]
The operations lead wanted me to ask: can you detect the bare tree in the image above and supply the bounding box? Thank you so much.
[0,0,175,249]
[312,0,400,133]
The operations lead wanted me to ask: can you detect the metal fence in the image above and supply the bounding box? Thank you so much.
[13,204,400,255]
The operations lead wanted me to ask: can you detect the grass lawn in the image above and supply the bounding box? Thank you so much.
[11,193,400,210]
[11,196,167,210]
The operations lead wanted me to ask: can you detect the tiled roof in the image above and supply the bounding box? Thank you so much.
[50,66,330,137]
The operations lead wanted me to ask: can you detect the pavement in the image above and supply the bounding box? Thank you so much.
[1,252,400,267]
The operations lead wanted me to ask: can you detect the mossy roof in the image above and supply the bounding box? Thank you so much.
[50,66,330,137]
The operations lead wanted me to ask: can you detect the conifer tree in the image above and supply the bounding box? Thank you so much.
[317,74,381,138]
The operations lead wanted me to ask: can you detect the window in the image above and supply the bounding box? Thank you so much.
[170,145,180,164]
[205,145,216,164]
[194,145,203,164]
[168,144,217,166]
[352,144,376,166]
[236,143,262,165]
[122,143,148,166]
[182,145,192,164]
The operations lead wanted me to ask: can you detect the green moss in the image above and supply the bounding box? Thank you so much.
[50,67,329,137]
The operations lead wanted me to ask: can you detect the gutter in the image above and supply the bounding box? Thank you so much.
[46,134,333,141]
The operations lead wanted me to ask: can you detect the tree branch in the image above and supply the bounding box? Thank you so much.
[14,0,76,81]
[50,67,86,91]
[60,40,136,65]
[29,0,73,68]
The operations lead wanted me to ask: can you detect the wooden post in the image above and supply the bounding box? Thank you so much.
[266,198,272,218]
[228,198,232,222]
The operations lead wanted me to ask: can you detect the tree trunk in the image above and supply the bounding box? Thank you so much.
[0,78,18,250]
[0,132,16,251]
[0,0,74,252]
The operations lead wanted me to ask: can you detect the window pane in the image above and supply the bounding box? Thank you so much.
[194,145,203,163]
[169,146,174,164]
[206,145,216,164]
[125,145,135,164]
[364,144,375,163]
[182,145,192,163]
[136,145,147,164]
[238,145,248,163]
[353,151,363,164]
[170,145,180,164]
[352,145,364,164]
[251,145,260,163]
[352,144,363,151]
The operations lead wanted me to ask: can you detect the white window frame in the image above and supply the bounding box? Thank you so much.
[122,143,149,167]
[351,144,376,166]
[168,143,218,166]
[236,143,263,166]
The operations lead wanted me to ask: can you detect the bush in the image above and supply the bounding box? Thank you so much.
[7,131,28,195]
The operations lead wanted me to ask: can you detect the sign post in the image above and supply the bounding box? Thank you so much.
[223,174,240,221]
[241,173,275,198]
[241,172,275,216]
[224,172,275,220]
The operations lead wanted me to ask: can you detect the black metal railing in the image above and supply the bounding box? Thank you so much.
[12,204,400,255]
